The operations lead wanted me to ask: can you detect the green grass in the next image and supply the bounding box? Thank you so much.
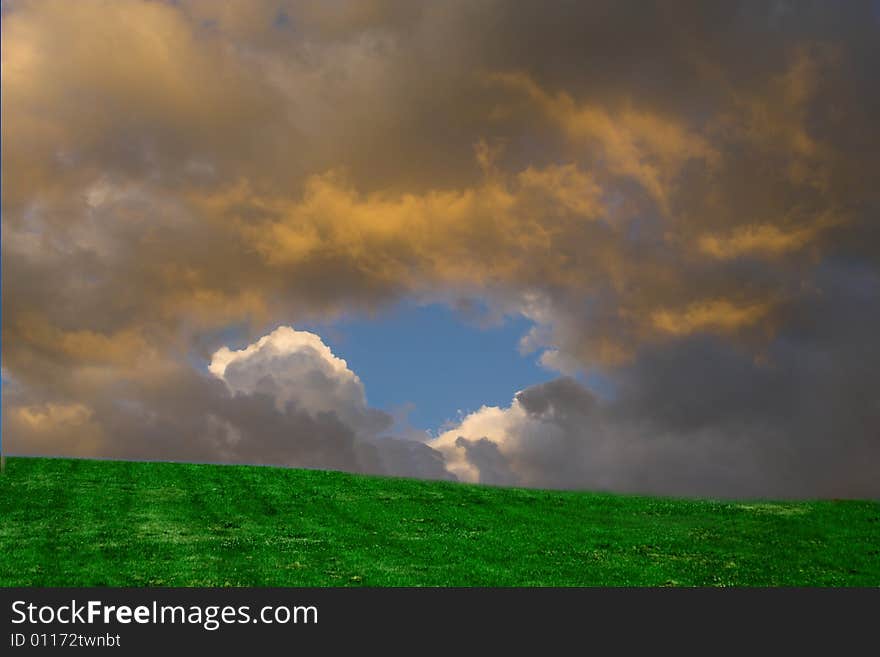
[1,457,878,586]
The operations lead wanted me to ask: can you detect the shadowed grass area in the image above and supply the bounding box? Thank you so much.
[1,457,877,586]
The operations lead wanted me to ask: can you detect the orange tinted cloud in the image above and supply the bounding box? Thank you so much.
[697,213,842,260]
[650,299,772,337]
[487,71,719,211]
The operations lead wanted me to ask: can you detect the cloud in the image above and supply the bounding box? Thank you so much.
[434,262,880,498]
[697,215,841,260]
[3,0,879,496]
[649,299,772,337]
[3,325,451,481]
[209,326,387,436]
[434,377,604,489]
[2,401,106,458]
[486,71,720,212]
[6,0,874,360]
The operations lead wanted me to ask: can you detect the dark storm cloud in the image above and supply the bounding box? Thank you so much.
[438,261,880,498]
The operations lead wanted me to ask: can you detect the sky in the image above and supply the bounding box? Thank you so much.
[2,0,879,498]
[299,303,559,433]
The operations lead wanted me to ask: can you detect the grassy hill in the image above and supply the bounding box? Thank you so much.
[1,456,878,586]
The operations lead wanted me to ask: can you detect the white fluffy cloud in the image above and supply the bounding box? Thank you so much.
[432,377,603,488]
[209,325,386,437]
[433,405,525,484]
[205,325,452,480]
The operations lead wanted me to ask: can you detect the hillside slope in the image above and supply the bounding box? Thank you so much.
[1,457,877,586]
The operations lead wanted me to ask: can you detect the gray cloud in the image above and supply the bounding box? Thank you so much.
[454,437,517,487]
[2,327,452,481]
[436,261,880,498]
